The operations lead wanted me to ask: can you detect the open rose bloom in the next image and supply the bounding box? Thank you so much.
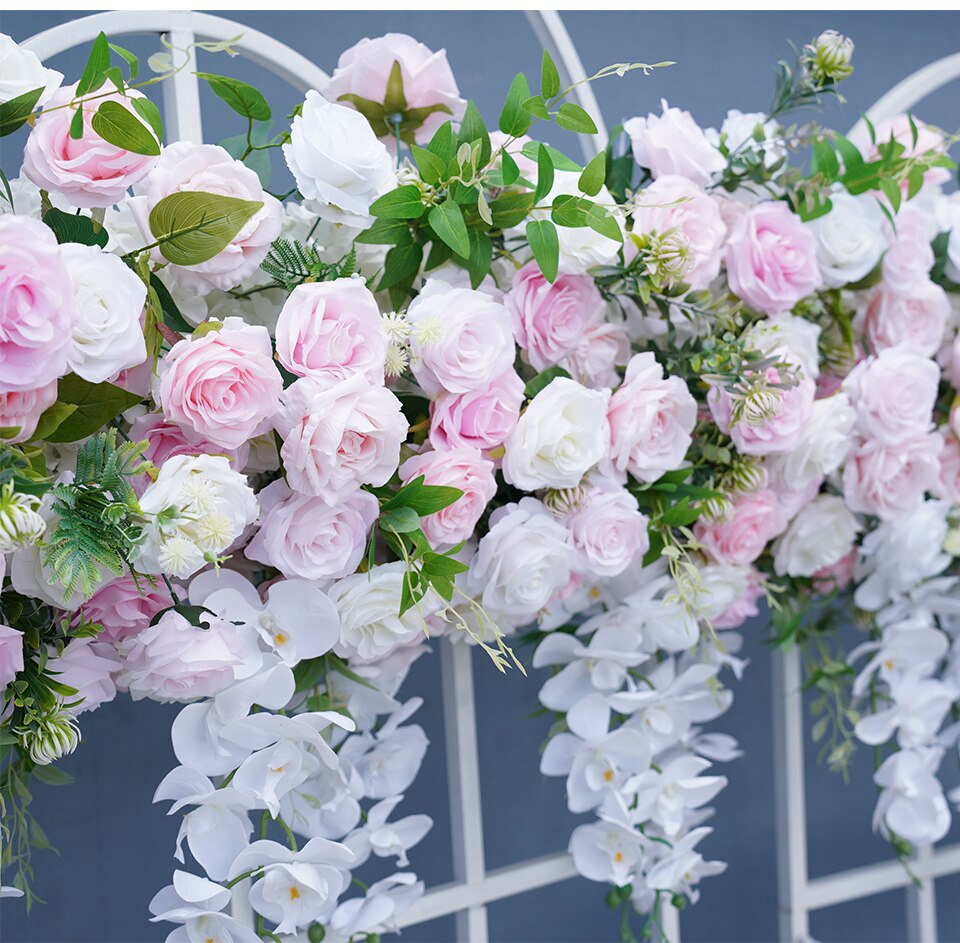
[2,22,960,943]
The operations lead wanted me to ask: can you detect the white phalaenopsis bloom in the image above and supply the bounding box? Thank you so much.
[849,615,949,698]
[329,873,425,940]
[872,747,951,846]
[342,794,432,867]
[855,668,955,750]
[626,755,727,838]
[644,826,726,903]
[148,871,260,943]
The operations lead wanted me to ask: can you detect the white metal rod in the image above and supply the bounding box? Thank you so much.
[163,28,204,145]
[906,845,938,943]
[440,639,489,942]
[772,645,810,943]
[660,899,681,942]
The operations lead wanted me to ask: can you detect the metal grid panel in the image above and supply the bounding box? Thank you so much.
[21,10,960,943]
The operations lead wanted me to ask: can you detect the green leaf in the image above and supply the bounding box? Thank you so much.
[426,120,455,163]
[103,66,125,92]
[585,204,623,243]
[879,176,902,214]
[381,506,420,534]
[457,100,490,167]
[578,151,607,197]
[369,185,426,220]
[833,133,863,173]
[384,59,408,114]
[501,150,520,187]
[526,218,560,282]
[551,193,591,227]
[378,242,423,291]
[407,485,463,516]
[490,191,535,229]
[29,402,78,442]
[46,376,142,443]
[108,42,139,81]
[32,765,74,787]
[217,124,272,188]
[422,551,470,580]
[522,95,550,120]
[0,86,44,137]
[499,72,532,136]
[131,97,163,143]
[521,141,581,172]
[556,102,598,135]
[76,31,111,96]
[541,50,561,100]
[42,207,109,248]
[429,201,470,258]
[355,217,412,246]
[410,144,446,186]
[148,191,264,266]
[197,71,271,121]
[69,106,84,140]
[150,273,193,333]
[534,143,555,203]
[465,230,493,289]
[91,101,160,156]
[524,365,570,400]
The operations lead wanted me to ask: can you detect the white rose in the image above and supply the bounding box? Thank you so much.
[60,243,147,383]
[330,562,439,662]
[806,191,886,288]
[773,495,860,577]
[136,454,259,579]
[466,498,575,624]
[0,33,62,107]
[767,392,856,490]
[708,109,784,169]
[744,315,822,380]
[284,90,396,223]
[503,377,610,491]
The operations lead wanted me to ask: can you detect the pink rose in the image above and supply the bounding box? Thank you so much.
[709,371,815,456]
[22,84,159,208]
[48,638,119,715]
[562,322,630,390]
[882,232,935,290]
[725,202,822,316]
[324,33,466,147]
[488,131,538,179]
[624,99,725,187]
[695,489,788,566]
[765,466,823,521]
[713,570,764,629]
[399,447,496,548]
[407,280,515,395]
[867,115,951,188]
[567,482,649,578]
[275,374,408,501]
[245,478,379,580]
[275,278,387,384]
[607,352,697,482]
[116,609,261,703]
[843,434,942,519]
[0,215,78,392]
[842,347,939,445]
[864,279,948,357]
[812,549,858,594]
[79,572,182,644]
[0,624,24,690]
[506,261,605,372]
[632,175,727,289]
[156,318,282,450]
[429,368,524,452]
[127,142,282,292]
[933,429,960,504]
[0,381,57,442]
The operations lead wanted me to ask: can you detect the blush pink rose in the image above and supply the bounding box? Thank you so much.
[324,32,466,147]
[567,482,649,578]
[607,352,697,482]
[867,115,951,188]
[562,322,630,390]
[79,572,182,644]
[632,175,727,289]
[0,381,57,442]
[695,489,788,566]
[882,231,935,290]
[22,84,159,208]
[842,347,939,445]
[275,278,387,383]
[843,434,942,519]
[624,99,725,187]
[49,638,120,715]
[0,215,78,392]
[127,142,282,293]
[429,368,525,452]
[400,447,496,548]
[708,371,816,456]
[725,202,822,316]
[864,279,948,357]
[0,623,24,690]
[506,261,605,372]
[407,279,515,395]
[275,374,408,501]
[156,318,282,451]
[812,549,858,594]
[244,478,379,580]
[933,429,960,504]
[713,570,765,629]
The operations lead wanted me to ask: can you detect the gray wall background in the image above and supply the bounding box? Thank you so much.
[1,10,959,943]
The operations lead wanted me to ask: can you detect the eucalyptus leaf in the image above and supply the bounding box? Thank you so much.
[369,186,426,220]
[578,151,607,197]
[526,218,560,282]
[556,102,599,135]
[541,50,561,100]
[499,72,532,137]
[428,201,470,258]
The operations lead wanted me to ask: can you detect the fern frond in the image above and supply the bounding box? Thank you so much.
[260,238,363,292]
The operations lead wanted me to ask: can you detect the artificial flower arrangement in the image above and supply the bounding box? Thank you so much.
[1,23,959,943]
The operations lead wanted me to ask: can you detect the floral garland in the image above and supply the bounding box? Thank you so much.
[1,22,959,943]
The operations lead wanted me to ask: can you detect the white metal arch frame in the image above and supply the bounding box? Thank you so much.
[20,10,623,943]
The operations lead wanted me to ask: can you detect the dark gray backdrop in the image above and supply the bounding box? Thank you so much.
[1,10,960,943]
